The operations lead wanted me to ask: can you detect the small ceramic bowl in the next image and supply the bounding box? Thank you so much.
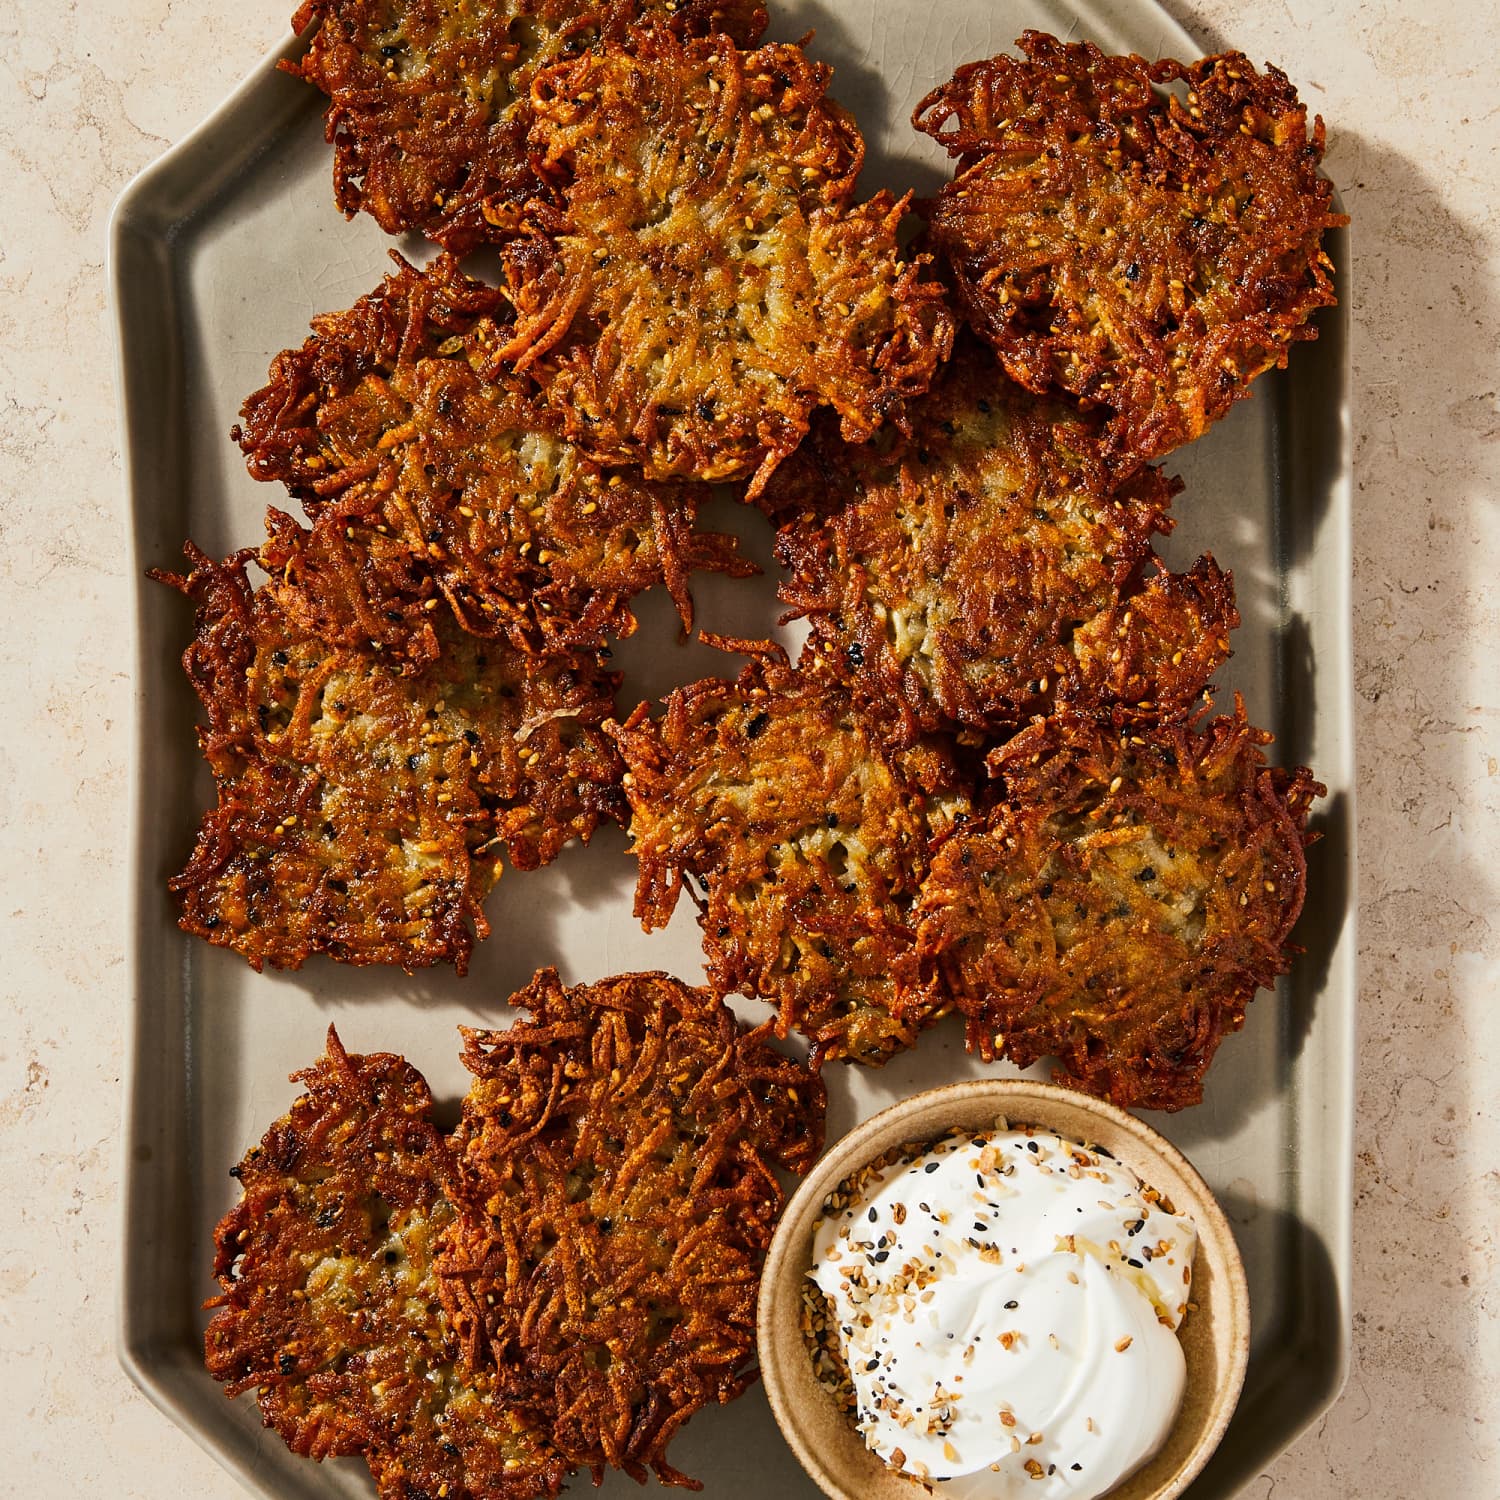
[758,1079,1249,1500]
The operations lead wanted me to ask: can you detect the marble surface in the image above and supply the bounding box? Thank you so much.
[0,0,1494,1494]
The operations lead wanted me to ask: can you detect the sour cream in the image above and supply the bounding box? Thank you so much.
[808,1126,1197,1499]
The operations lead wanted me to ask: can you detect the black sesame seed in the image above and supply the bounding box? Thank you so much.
[1004,1300,1019,1310]
[1027,1141,1039,1153]
[865,1358,880,1371]
[868,1207,878,1222]
[925,1162,940,1174]
[1072,1463,1083,1472]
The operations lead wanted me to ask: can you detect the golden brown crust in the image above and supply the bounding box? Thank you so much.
[612,654,970,1065]
[490,33,954,494]
[438,969,825,1484]
[768,339,1239,740]
[914,32,1346,465]
[915,706,1323,1110]
[235,254,752,654]
[204,1028,569,1500]
[288,0,768,252]
[152,541,623,975]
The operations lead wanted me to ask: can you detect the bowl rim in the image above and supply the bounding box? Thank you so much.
[757,1077,1250,1500]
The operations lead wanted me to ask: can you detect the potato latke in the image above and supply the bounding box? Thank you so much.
[440,969,825,1483]
[614,654,970,1065]
[205,1028,570,1500]
[915,32,1345,465]
[492,33,953,494]
[288,0,768,251]
[916,705,1322,1110]
[236,254,751,654]
[155,541,622,974]
[769,339,1239,739]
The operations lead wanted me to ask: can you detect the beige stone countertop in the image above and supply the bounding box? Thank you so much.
[1,0,1494,1494]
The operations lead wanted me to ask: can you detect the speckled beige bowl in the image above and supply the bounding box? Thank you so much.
[758,1080,1249,1500]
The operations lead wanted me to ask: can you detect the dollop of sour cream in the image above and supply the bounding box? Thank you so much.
[808,1126,1197,1499]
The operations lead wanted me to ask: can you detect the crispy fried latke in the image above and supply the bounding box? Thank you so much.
[613,653,970,1065]
[288,0,768,252]
[769,339,1238,739]
[438,968,825,1486]
[235,254,751,654]
[152,542,622,974]
[914,32,1346,465]
[916,705,1323,1110]
[491,33,954,495]
[205,1028,569,1500]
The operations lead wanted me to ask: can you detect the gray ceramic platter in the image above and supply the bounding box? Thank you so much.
[112,2,1355,1495]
